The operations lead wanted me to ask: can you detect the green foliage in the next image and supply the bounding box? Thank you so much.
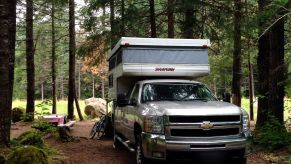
[6,146,49,164]
[21,112,34,122]
[0,155,6,164]
[286,77,291,98]
[11,107,25,122]
[254,115,291,150]
[257,0,289,40]
[35,100,52,115]
[32,121,57,133]
[11,131,44,148]
[9,130,57,162]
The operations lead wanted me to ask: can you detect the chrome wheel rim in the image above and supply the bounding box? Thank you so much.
[136,144,142,164]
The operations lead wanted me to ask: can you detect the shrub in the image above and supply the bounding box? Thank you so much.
[36,100,52,115]
[21,112,34,122]
[254,115,291,150]
[12,131,44,148]
[11,107,24,122]
[6,146,49,164]
[32,121,57,133]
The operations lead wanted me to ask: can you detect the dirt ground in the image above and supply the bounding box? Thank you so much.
[10,121,291,164]
[11,121,135,164]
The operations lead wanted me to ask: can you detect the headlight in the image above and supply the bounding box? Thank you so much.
[144,116,164,134]
[242,110,251,137]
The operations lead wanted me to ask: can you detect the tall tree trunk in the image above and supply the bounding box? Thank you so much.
[0,0,16,147]
[167,0,174,38]
[256,0,271,128]
[245,0,254,121]
[41,83,44,101]
[231,0,242,106]
[182,0,194,38]
[268,13,285,124]
[68,0,76,120]
[109,0,116,48]
[92,77,95,98]
[149,0,156,38]
[256,0,287,128]
[26,0,35,119]
[61,76,64,100]
[121,0,125,36]
[51,1,57,114]
[102,79,105,99]
[200,4,206,38]
[248,61,254,121]
[101,3,106,32]
[74,88,84,121]
[78,60,81,99]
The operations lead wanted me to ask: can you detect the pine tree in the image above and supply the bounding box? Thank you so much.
[0,0,16,147]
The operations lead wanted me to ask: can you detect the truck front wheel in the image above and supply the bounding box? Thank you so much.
[136,134,149,164]
[228,149,246,164]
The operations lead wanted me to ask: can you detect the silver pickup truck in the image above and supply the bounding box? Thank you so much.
[113,79,250,164]
[108,37,250,163]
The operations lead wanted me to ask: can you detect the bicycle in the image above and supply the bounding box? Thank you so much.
[90,114,109,140]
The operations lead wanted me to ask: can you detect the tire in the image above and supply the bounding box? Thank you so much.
[96,125,105,140]
[228,151,246,164]
[242,157,247,164]
[112,116,122,149]
[89,122,98,139]
[230,157,246,164]
[113,127,122,149]
[136,134,149,164]
[105,117,113,138]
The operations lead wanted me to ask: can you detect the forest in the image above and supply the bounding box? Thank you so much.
[0,0,291,163]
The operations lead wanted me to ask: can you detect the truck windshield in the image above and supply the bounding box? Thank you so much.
[142,83,217,102]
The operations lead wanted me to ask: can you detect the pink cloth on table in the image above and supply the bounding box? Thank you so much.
[43,114,65,125]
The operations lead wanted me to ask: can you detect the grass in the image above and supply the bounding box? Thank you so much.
[12,98,291,121]
[241,98,291,121]
[12,99,86,120]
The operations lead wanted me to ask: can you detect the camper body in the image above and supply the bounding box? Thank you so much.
[108,37,250,163]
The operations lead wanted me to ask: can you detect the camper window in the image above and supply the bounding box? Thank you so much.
[116,51,122,65]
[109,74,113,88]
[109,56,116,71]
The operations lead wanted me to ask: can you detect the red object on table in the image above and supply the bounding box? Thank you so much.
[43,114,65,125]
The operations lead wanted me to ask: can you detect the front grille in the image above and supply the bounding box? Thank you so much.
[170,128,240,137]
[169,115,240,123]
[190,144,225,148]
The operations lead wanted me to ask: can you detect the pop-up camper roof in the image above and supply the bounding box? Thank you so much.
[108,37,210,78]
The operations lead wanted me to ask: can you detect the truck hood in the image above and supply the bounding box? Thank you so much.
[142,101,243,116]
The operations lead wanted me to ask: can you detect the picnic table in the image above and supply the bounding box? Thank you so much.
[43,114,65,125]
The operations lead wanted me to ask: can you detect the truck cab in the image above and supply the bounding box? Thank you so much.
[108,37,250,163]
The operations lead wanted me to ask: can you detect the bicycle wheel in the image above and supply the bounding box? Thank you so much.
[96,116,107,140]
[96,125,105,140]
[90,122,99,139]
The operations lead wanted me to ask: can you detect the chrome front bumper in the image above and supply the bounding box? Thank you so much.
[141,132,247,160]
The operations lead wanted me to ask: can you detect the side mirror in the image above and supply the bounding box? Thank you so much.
[129,98,137,106]
[222,92,231,103]
[117,93,128,107]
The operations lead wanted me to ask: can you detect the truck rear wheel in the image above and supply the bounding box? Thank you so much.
[112,116,122,149]
[113,127,122,149]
